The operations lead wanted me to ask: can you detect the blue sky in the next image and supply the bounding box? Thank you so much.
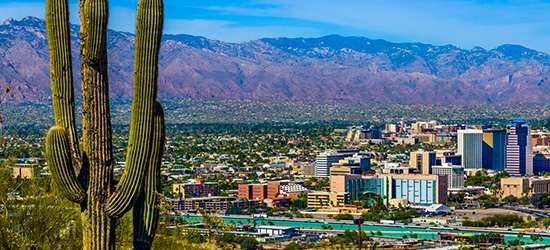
[2,0,550,52]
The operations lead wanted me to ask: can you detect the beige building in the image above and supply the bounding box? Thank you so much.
[414,134,436,144]
[389,198,409,208]
[302,165,316,177]
[329,166,354,175]
[383,166,419,175]
[11,164,38,179]
[409,151,436,174]
[395,137,418,145]
[501,177,550,197]
[307,192,349,208]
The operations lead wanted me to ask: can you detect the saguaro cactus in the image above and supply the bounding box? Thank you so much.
[44,0,164,249]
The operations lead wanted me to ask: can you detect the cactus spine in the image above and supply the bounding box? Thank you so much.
[45,0,164,249]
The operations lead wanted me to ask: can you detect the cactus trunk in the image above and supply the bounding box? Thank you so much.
[80,0,116,248]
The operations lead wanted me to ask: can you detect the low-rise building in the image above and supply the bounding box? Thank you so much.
[172,179,219,198]
[256,226,296,237]
[307,192,349,208]
[501,177,550,197]
[239,181,307,201]
[10,164,38,179]
[383,166,419,175]
[171,196,256,212]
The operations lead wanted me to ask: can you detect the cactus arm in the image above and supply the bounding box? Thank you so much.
[45,0,83,177]
[84,0,109,62]
[133,102,165,249]
[107,0,164,217]
[46,126,86,203]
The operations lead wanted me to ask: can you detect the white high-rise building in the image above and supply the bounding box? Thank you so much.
[457,129,483,169]
[432,163,465,189]
[315,150,358,177]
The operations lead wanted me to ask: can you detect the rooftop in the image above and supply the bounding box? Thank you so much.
[256,225,295,230]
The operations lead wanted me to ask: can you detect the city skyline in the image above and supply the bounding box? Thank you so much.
[2,1,550,52]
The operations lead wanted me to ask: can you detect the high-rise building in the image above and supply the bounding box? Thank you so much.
[482,129,506,171]
[432,163,465,189]
[505,119,533,176]
[409,151,436,174]
[435,151,462,166]
[329,154,371,175]
[315,150,359,177]
[457,130,484,169]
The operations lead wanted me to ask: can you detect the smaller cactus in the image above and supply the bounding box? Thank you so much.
[45,126,86,203]
[106,0,164,218]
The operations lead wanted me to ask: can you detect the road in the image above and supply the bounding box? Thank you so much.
[501,205,550,218]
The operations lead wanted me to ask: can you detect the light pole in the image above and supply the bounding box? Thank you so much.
[354,218,365,250]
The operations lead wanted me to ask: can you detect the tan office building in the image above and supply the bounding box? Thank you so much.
[409,151,436,174]
[501,177,550,197]
[307,192,349,208]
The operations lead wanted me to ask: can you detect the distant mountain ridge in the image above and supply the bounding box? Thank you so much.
[1,16,550,105]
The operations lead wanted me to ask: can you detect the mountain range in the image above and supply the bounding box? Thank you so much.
[1,16,550,105]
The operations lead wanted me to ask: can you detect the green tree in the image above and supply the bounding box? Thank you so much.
[284,242,301,250]
[502,195,519,205]
[183,230,207,244]
[0,170,83,249]
[240,237,259,250]
[333,213,355,220]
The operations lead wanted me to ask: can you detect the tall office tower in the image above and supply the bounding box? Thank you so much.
[315,150,358,177]
[482,129,507,171]
[506,119,533,176]
[409,151,436,174]
[457,129,483,169]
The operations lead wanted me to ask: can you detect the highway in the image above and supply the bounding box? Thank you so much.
[182,214,550,244]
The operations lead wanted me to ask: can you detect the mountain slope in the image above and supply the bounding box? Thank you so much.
[1,17,550,105]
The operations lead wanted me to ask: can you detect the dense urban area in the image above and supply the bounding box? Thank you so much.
[4,102,550,249]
